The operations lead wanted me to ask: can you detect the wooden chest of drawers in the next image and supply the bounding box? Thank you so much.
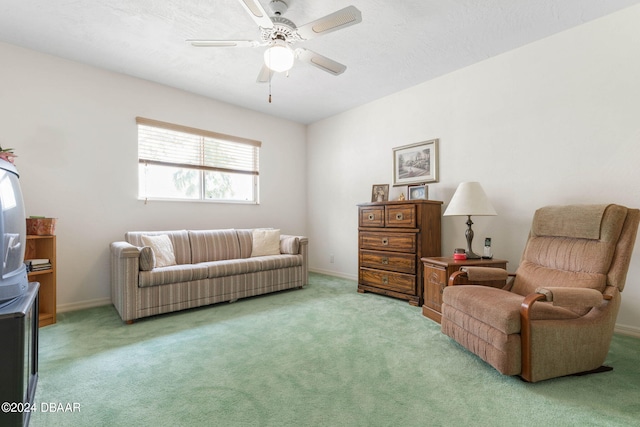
[358,200,442,306]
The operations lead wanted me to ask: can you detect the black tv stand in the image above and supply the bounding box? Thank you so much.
[0,282,39,427]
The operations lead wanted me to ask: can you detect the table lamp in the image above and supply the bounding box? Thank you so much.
[443,182,497,259]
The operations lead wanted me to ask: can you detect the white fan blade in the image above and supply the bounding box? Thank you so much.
[238,0,274,29]
[296,48,346,75]
[257,64,273,83]
[296,6,362,40]
[188,40,259,47]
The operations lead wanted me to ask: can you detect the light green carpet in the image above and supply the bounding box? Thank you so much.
[30,273,640,426]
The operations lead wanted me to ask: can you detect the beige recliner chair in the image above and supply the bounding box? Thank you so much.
[441,204,640,382]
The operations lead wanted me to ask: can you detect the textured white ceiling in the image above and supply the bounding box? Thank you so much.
[1,0,638,124]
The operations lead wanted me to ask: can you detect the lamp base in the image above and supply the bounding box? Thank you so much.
[465,250,481,260]
[464,215,481,259]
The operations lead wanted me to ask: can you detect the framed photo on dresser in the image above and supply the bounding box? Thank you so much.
[408,184,428,200]
[371,184,389,202]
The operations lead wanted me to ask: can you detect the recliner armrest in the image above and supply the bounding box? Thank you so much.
[519,286,609,382]
[448,267,514,287]
[461,267,508,282]
[534,286,606,308]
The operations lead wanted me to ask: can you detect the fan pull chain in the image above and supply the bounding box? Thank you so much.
[268,69,273,103]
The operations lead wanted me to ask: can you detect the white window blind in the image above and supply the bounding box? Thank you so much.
[136,117,261,203]
[136,117,260,175]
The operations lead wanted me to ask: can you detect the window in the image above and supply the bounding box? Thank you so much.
[137,117,260,203]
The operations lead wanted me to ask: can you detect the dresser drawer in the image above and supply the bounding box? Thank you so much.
[359,268,415,294]
[385,204,416,228]
[360,232,416,252]
[360,250,416,274]
[359,206,384,227]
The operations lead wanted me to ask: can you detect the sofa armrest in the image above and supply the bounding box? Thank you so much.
[280,235,301,254]
[280,235,308,285]
[111,241,141,258]
[299,237,309,285]
[110,241,141,322]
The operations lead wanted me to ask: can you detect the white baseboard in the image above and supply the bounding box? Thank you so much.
[309,268,357,281]
[57,297,111,313]
[614,323,640,338]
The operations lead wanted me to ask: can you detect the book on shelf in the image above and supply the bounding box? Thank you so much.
[25,259,52,272]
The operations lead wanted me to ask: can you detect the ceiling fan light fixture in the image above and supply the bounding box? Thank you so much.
[269,0,288,16]
[264,39,295,72]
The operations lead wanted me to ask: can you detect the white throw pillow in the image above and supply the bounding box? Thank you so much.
[141,234,177,267]
[251,229,281,257]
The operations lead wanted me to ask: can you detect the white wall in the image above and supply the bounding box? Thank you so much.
[307,5,640,333]
[0,42,307,311]
[3,5,640,333]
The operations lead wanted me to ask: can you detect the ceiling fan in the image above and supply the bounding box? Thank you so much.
[188,0,362,83]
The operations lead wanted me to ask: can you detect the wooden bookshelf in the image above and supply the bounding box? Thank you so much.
[25,235,57,327]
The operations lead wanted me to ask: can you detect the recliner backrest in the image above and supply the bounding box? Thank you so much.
[511,205,631,305]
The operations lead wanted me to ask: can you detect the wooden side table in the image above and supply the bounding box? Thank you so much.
[421,257,508,323]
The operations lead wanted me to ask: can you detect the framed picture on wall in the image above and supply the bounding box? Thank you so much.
[393,139,439,186]
[371,184,389,202]
[408,184,428,200]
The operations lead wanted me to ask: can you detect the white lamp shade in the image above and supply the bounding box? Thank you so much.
[443,182,497,216]
[264,40,295,72]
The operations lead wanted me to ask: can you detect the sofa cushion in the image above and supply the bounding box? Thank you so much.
[203,258,263,278]
[254,254,303,271]
[203,254,303,279]
[141,234,176,267]
[126,230,191,265]
[139,246,155,271]
[138,263,208,287]
[280,236,300,254]
[189,229,241,263]
[251,229,281,257]
[236,229,253,258]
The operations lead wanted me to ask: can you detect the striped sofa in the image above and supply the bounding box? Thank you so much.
[110,229,308,323]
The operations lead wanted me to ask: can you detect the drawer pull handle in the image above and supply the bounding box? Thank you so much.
[396,213,404,221]
[381,257,389,265]
[382,276,389,285]
[368,213,375,220]
[381,237,389,245]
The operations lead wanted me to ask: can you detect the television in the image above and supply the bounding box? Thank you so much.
[0,157,38,427]
[0,158,28,302]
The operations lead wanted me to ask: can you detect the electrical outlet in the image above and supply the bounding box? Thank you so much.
[330,254,334,263]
